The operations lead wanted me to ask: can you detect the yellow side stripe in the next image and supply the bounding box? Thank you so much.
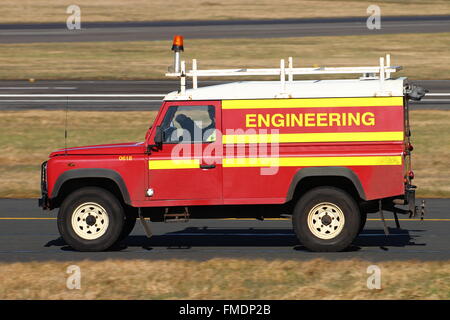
[222,156,402,167]
[222,97,403,109]
[148,159,200,170]
[222,131,404,144]
[149,156,402,169]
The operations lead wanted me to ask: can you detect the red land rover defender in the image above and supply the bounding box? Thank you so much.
[39,43,426,252]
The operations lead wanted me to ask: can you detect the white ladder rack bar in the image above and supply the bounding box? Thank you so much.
[167,66,402,77]
[380,57,385,82]
[288,57,294,82]
[165,55,401,90]
[386,54,391,79]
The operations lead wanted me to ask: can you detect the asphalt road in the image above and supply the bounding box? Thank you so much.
[1,16,449,43]
[0,198,448,262]
[0,80,448,111]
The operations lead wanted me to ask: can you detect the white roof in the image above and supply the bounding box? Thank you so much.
[164,78,406,101]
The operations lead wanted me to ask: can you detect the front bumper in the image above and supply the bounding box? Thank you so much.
[38,161,50,209]
[38,196,49,209]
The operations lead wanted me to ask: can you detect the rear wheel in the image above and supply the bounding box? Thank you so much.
[292,187,360,252]
[57,187,125,252]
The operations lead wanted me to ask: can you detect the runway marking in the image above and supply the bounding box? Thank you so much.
[426,93,450,96]
[223,218,450,221]
[163,232,406,237]
[367,218,449,221]
[0,87,77,90]
[0,94,165,97]
[0,217,56,220]
[0,99,163,103]
[0,93,446,98]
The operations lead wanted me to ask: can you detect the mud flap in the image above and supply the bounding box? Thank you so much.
[138,208,153,238]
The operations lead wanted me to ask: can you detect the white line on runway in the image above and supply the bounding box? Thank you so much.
[426,93,450,96]
[0,94,165,97]
[0,93,448,98]
[0,93,448,105]
[0,99,163,103]
[0,87,77,90]
[414,99,450,102]
[163,233,405,237]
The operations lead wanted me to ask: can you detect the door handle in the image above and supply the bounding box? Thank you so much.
[200,164,216,169]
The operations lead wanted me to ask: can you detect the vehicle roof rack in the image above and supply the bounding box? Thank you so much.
[166,55,402,95]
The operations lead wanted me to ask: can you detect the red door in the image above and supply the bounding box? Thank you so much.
[146,101,222,204]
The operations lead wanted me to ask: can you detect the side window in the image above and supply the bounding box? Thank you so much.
[160,105,216,143]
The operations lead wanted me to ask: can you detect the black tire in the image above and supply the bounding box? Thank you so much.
[359,211,368,234]
[292,187,360,252]
[118,209,137,241]
[57,187,125,252]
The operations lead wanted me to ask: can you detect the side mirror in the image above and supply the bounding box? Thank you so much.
[154,126,164,147]
[405,84,429,101]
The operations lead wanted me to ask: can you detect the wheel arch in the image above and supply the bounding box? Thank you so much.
[51,169,131,208]
[286,167,367,203]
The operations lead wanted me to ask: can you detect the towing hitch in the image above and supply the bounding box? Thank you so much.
[378,198,426,235]
[412,200,426,220]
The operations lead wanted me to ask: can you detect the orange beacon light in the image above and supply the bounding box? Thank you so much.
[171,35,184,73]
[172,35,184,52]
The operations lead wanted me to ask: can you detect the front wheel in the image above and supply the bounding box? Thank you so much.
[57,187,125,252]
[292,187,360,252]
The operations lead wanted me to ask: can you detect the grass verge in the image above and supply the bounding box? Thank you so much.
[0,33,449,80]
[0,258,449,299]
[408,110,450,198]
[1,0,449,24]
[0,109,448,198]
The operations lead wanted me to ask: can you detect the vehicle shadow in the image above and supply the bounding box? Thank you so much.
[45,226,426,252]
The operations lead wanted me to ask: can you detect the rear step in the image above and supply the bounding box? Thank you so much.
[164,207,190,222]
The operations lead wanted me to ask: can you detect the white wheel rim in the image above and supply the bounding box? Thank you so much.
[71,202,109,240]
[307,202,345,240]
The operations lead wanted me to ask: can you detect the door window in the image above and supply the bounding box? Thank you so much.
[160,105,216,143]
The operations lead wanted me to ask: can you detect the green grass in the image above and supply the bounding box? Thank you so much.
[1,0,449,24]
[1,33,449,80]
[0,259,449,299]
[409,110,450,198]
